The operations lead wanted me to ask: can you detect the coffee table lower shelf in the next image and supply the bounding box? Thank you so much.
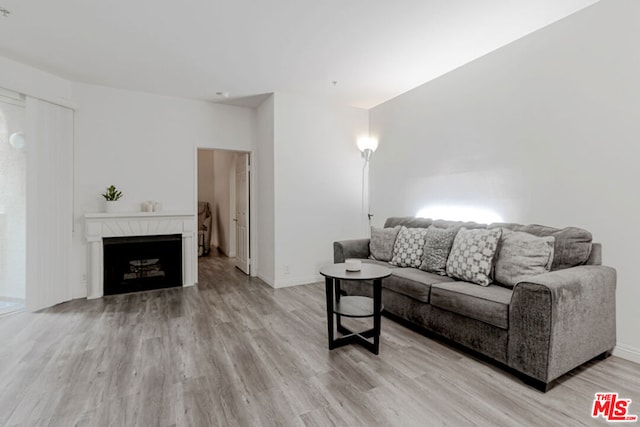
[331,296,384,353]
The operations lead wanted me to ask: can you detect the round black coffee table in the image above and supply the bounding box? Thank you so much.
[319,263,391,355]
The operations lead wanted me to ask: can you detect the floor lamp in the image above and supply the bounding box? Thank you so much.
[358,136,378,227]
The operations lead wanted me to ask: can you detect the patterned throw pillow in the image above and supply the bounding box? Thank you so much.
[369,226,401,262]
[391,226,429,268]
[446,228,502,286]
[419,226,459,275]
[494,229,555,288]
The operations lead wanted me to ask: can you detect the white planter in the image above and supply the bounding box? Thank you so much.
[105,200,120,213]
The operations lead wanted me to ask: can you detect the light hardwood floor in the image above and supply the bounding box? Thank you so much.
[0,254,638,426]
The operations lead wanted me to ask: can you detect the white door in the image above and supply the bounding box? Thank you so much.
[234,153,250,274]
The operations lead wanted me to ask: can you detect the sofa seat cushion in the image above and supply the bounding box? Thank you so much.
[431,281,513,329]
[385,268,455,303]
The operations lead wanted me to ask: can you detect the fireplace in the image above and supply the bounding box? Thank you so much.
[85,211,196,299]
[103,234,182,295]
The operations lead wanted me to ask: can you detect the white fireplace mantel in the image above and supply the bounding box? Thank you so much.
[85,211,196,299]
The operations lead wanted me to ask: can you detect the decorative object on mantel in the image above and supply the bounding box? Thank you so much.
[102,185,123,213]
[141,201,162,212]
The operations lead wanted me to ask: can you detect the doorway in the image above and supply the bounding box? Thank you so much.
[197,148,250,275]
[0,89,26,315]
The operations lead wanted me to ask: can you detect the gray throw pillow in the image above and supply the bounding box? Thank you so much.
[488,223,591,270]
[419,226,459,275]
[369,226,401,262]
[391,226,429,268]
[446,227,502,286]
[494,229,555,288]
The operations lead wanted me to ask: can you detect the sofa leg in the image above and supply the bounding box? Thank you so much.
[597,350,613,360]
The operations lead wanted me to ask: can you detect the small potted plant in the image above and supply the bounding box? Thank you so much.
[102,185,123,213]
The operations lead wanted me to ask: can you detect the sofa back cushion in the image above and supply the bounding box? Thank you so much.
[489,223,592,270]
[419,226,459,275]
[446,228,502,286]
[494,229,555,288]
[391,226,429,268]
[384,217,433,229]
[432,219,487,230]
[369,226,401,262]
[384,217,490,230]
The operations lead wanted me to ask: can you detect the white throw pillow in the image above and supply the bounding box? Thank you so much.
[446,227,502,286]
[391,226,429,268]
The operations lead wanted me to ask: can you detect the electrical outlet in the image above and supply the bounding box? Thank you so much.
[284,265,291,275]
[81,273,87,282]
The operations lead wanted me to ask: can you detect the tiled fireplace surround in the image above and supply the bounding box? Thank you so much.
[85,212,196,299]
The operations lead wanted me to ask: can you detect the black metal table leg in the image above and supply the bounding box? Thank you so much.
[334,279,344,333]
[325,276,335,349]
[372,278,382,355]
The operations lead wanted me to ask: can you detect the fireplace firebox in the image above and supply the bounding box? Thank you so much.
[103,234,182,295]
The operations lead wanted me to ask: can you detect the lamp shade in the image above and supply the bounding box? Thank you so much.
[357,136,378,153]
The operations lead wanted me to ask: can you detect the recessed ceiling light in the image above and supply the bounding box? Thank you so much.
[215,91,230,98]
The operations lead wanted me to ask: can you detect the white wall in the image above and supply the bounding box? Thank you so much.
[1,54,368,302]
[369,0,640,363]
[273,93,368,287]
[72,82,255,296]
[256,96,275,285]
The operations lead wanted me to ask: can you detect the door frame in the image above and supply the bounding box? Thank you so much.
[234,152,250,274]
[194,146,255,282]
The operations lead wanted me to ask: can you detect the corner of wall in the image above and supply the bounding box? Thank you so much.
[613,344,640,365]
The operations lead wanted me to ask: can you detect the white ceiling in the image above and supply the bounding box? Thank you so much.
[0,0,599,109]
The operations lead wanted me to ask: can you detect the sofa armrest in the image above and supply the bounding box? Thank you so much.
[508,265,616,384]
[333,239,370,263]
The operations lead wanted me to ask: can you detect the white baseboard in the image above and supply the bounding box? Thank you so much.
[257,272,275,288]
[613,344,640,364]
[274,274,322,289]
[73,282,87,300]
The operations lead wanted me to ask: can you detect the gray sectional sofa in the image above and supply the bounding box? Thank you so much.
[333,217,616,391]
